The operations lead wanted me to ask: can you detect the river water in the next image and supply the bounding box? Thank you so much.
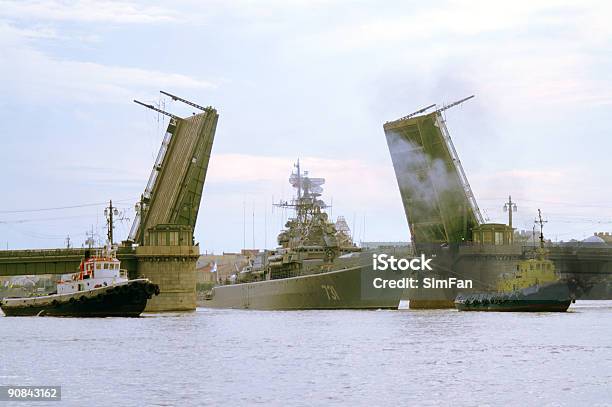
[1,301,611,406]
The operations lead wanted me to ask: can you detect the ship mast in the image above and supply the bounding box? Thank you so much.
[535,209,548,250]
[104,200,121,246]
[296,159,301,199]
[274,162,329,243]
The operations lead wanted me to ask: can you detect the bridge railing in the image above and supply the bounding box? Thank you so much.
[0,248,89,259]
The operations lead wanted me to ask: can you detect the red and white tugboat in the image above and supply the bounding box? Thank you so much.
[1,245,159,317]
[1,201,159,317]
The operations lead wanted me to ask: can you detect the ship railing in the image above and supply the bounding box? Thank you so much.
[270,268,299,280]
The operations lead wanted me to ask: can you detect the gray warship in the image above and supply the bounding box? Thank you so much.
[200,162,404,310]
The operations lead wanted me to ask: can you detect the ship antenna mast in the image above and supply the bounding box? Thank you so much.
[296,159,301,199]
[535,209,547,250]
[104,200,122,246]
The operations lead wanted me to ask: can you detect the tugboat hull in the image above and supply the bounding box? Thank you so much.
[454,282,574,312]
[455,300,572,312]
[0,279,160,317]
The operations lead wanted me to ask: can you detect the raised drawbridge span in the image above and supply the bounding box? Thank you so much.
[130,94,218,245]
[383,96,482,245]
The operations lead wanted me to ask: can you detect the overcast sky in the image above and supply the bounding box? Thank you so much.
[1,0,611,252]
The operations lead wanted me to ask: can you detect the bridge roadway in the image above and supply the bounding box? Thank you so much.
[1,244,610,278]
[0,247,137,277]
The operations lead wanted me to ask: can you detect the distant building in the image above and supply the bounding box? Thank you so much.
[515,229,536,243]
[514,229,553,244]
[196,253,250,284]
[360,241,411,250]
[582,234,607,246]
[595,232,612,244]
[240,249,260,257]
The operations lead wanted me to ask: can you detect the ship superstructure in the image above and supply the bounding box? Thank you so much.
[57,246,127,295]
[267,161,359,279]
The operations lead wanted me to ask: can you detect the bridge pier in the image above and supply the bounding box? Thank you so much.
[135,224,198,312]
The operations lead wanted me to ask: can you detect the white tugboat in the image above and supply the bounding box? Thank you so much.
[1,203,160,317]
[1,245,159,317]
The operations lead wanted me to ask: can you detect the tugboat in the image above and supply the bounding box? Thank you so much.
[1,246,159,317]
[455,210,575,312]
[1,203,160,317]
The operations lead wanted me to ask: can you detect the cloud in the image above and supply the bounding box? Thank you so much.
[0,0,178,24]
[299,1,560,52]
[0,24,60,39]
[470,165,612,230]
[205,153,400,207]
[196,152,408,251]
[0,22,215,105]
[482,170,565,180]
[42,152,401,211]
[289,0,612,112]
[1,0,610,250]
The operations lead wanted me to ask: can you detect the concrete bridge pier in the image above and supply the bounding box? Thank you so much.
[135,224,199,312]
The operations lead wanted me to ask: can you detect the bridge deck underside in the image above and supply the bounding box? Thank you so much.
[384,112,478,244]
